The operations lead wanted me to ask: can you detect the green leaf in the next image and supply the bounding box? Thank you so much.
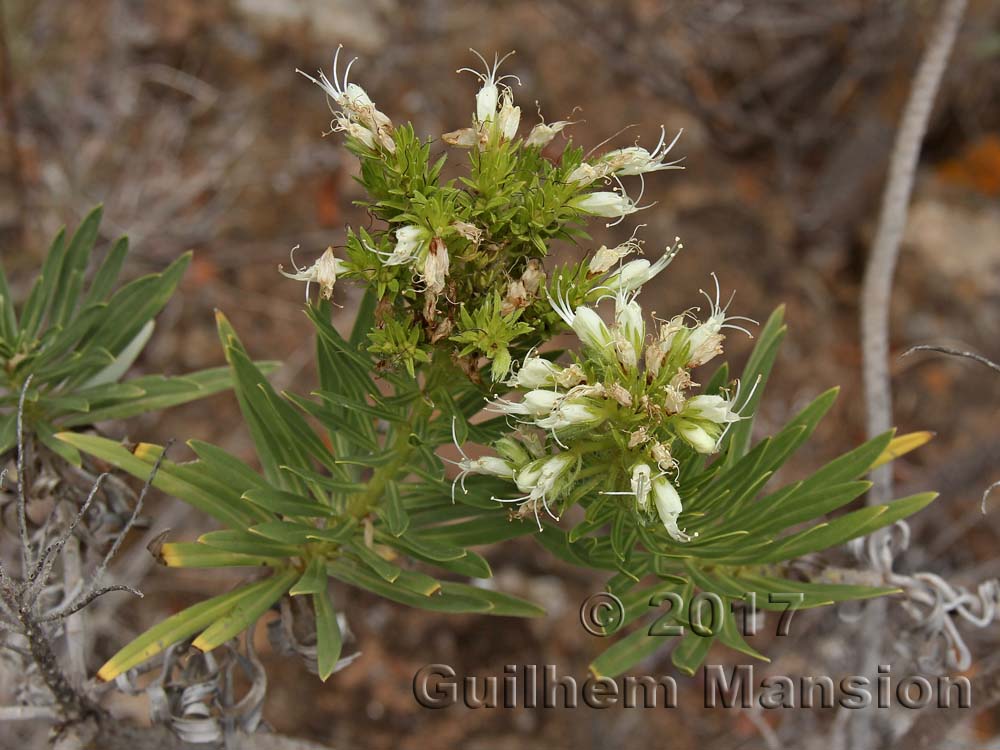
[314,587,343,681]
[192,567,298,651]
[437,582,545,617]
[349,542,402,582]
[671,629,713,676]
[97,577,284,680]
[0,260,18,341]
[199,529,300,557]
[723,305,786,464]
[290,557,327,596]
[159,542,285,569]
[378,480,409,536]
[243,488,335,518]
[82,236,129,306]
[55,433,270,528]
[589,627,663,679]
[20,227,67,338]
[51,206,103,327]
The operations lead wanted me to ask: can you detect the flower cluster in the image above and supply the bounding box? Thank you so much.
[285,48,689,381]
[455,275,758,541]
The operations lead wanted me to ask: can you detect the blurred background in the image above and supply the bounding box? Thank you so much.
[1,1,999,747]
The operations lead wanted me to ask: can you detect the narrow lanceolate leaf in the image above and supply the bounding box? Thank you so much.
[290,557,327,596]
[192,567,298,651]
[160,543,285,569]
[378,480,409,536]
[198,529,301,558]
[722,305,786,464]
[589,627,663,680]
[314,588,343,681]
[55,433,270,528]
[671,629,714,676]
[242,488,336,518]
[871,431,934,469]
[97,577,284,680]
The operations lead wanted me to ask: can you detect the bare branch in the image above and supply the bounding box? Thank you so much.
[860,0,968,503]
[88,440,172,592]
[853,3,967,749]
[16,375,35,572]
[901,344,1000,374]
[40,584,143,622]
[25,473,108,600]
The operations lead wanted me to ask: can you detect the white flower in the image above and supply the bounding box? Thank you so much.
[549,288,614,353]
[420,237,450,295]
[535,400,605,431]
[279,246,348,301]
[630,463,652,510]
[496,90,521,140]
[588,225,645,275]
[652,476,693,542]
[603,237,682,293]
[331,112,376,149]
[297,46,395,153]
[488,388,563,417]
[525,119,575,148]
[614,290,645,355]
[507,356,562,389]
[683,273,757,367]
[495,452,576,530]
[444,418,515,502]
[442,127,483,149]
[378,225,428,266]
[572,190,639,219]
[457,49,520,124]
[683,394,740,426]
[601,126,684,176]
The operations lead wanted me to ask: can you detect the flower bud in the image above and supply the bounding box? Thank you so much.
[494,437,532,467]
[603,240,681,293]
[525,119,573,148]
[566,162,609,186]
[677,420,718,454]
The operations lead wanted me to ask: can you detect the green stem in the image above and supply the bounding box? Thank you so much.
[345,386,433,519]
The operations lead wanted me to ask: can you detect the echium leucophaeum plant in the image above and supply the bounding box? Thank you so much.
[63,48,937,685]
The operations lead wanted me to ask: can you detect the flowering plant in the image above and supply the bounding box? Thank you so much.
[60,49,935,682]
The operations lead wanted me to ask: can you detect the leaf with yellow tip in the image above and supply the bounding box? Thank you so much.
[160,542,284,569]
[289,557,327,596]
[871,431,934,469]
[97,577,281,681]
[191,567,297,652]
